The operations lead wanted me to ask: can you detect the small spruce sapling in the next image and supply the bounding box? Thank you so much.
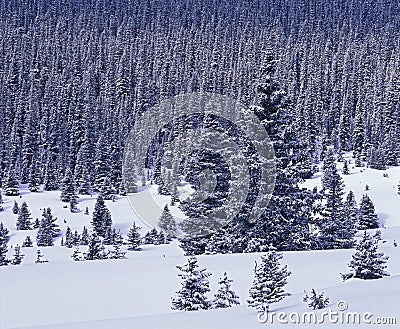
[303,289,330,309]
[80,226,90,245]
[35,249,49,263]
[109,245,126,259]
[22,236,33,247]
[12,201,19,214]
[212,272,240,309]
[11,245,24,265]
[126,222,141,251]
[71,247,84,261]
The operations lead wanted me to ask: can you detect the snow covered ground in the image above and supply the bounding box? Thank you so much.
[1,156,400,329]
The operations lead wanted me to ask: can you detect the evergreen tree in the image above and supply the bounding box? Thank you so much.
[98,242,110,260]
[355,154,362,167]
[321,149,336,190]
[94,135,110,191]
[318,159,355,249]
[91,194,112,237]
[112,229,123,245]
[0,190,3,211]
[247,252,291,311]
[42,208,60,237]
[60,168,78,203]
[342,160,349,175]
[4,166,19,196]
[80,226,90,245]
[204,230,233,255]
[77,167,92,195]
[244,58,315,252]
[156,230,166,245]
[352,113,365,160]
[84,233,102,260]
[36,218,54,247]
[69,193,79,213]
[100,176,114,200]
[11,245,24,265]
[358,195,379,230]
[71,247,83,261]
[171,257,212,311]
[126,222,141,251]
[33,218,40,229]
[65,226,74,248]
[109,245,126,259]
[28,159,40,192]
[212,272,240,309]
[12,201,19,214]
[22,235,33,247]
[16,202,33,230]
[344,190,358,226]
[73,231,80,245]
[368,146,386,170]
[158,205,177,237]
[342,231,389,280]
[0,222,10,266]
[143,228,159,244]
[103,226,114,245]
[303,289,330,309]
[43,156,59,191]
[35,249,49,263]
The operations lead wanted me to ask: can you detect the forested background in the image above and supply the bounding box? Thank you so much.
[1,0,399,191]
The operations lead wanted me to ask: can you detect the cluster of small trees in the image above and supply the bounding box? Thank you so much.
[172,241,390,313]
[71,233,126,261]
[0,223,25,266]
[69,219,175,262]
[171,257,240,311]
[315,150,380,250]
[10,201,62,247]
[0,192,177,264]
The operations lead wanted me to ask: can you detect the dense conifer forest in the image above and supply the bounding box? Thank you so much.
[1,0,400,190]
[0,0,400,254]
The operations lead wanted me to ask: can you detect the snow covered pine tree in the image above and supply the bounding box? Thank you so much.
[248,251,291,311]
[212,272,240,309]
[341,231,389,280]
[171,257,212,311]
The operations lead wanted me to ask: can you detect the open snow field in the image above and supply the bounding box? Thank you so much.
[1,157,400,329]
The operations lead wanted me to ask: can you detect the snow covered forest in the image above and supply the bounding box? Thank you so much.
[1,1,400,328]
[1,0,400,190]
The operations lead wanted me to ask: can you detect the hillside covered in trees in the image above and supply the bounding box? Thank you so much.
[1,0,400,194]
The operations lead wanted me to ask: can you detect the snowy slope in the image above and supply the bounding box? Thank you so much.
[302,153,400,229]
[1,160,400,329]
[1,246,399,329]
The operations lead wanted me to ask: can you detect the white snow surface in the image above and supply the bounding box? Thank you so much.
[1,156,399,328]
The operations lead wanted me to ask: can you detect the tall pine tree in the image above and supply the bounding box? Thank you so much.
[91,194,112,237]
